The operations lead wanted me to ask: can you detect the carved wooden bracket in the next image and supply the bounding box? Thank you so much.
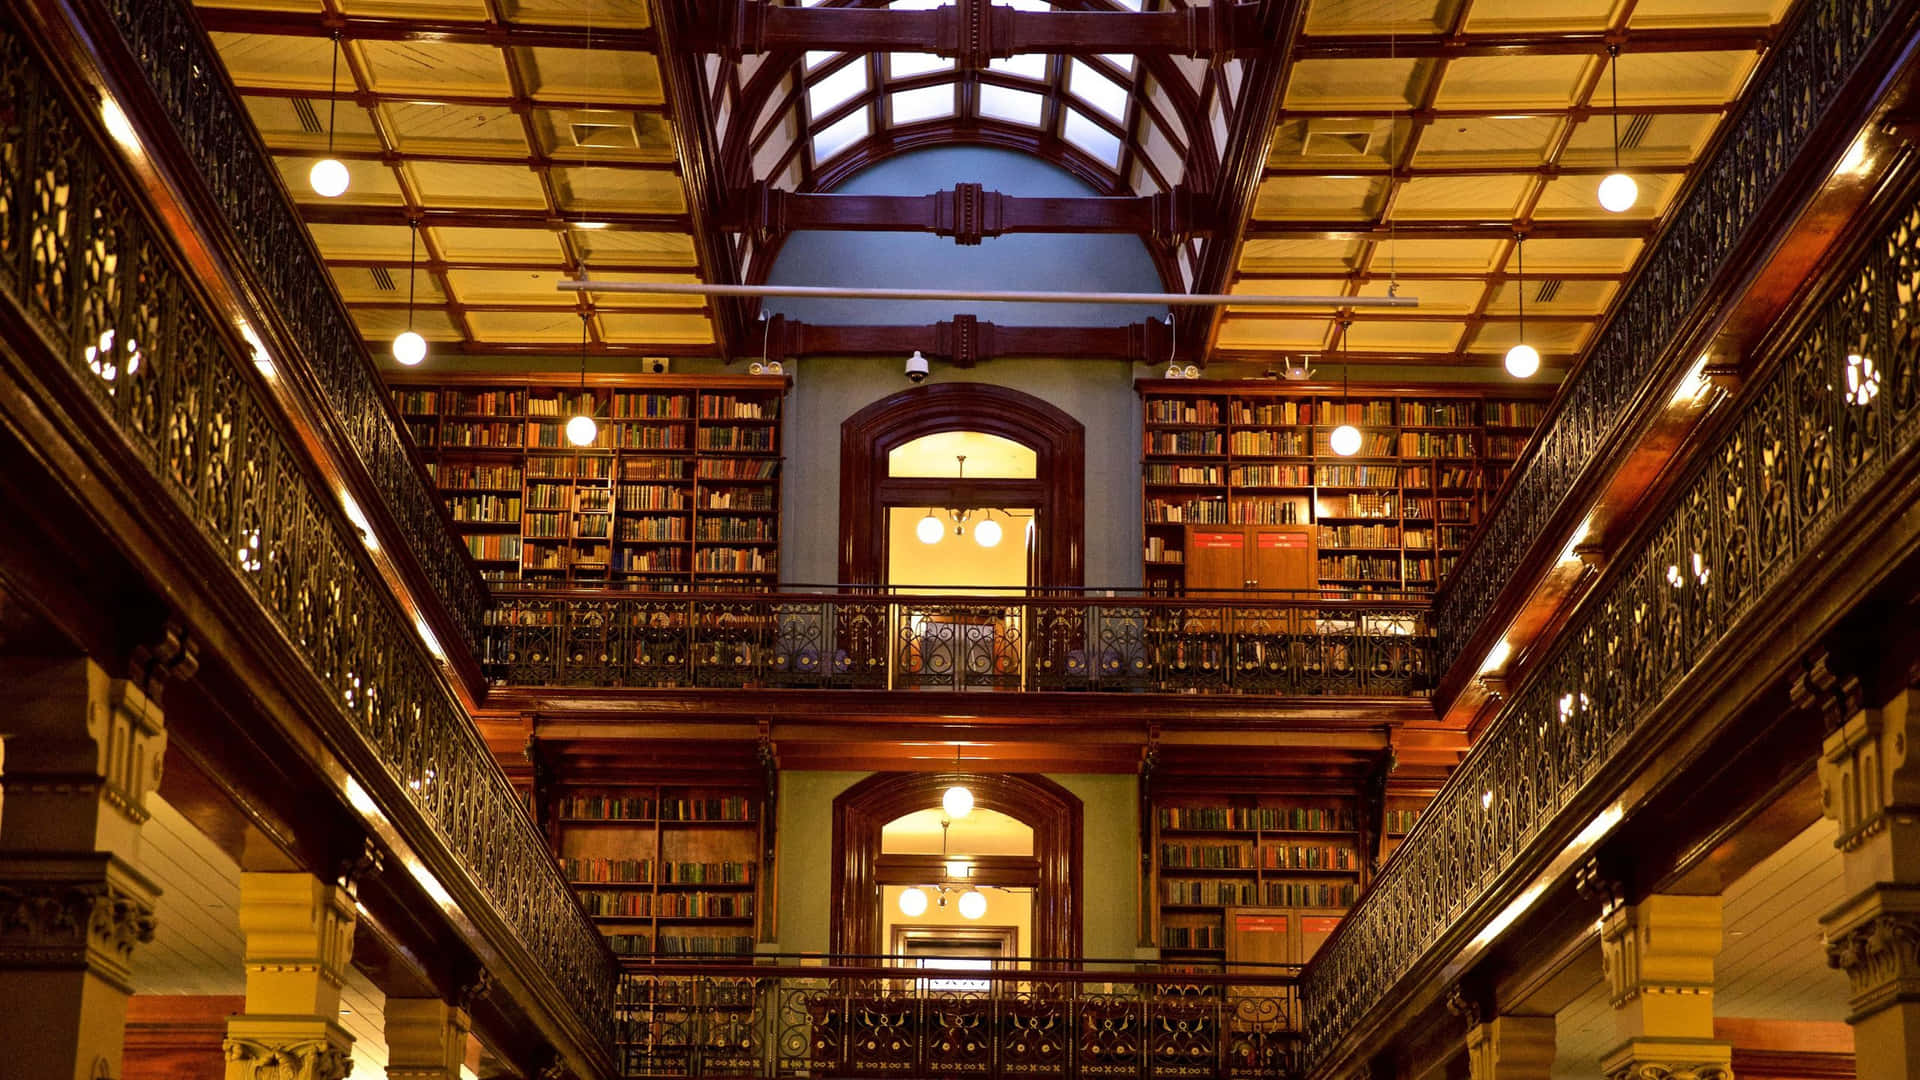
[934,183,998,245]
[763,313,1176,364]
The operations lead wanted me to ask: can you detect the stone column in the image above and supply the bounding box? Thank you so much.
[1599,895,1733,1080]
[1466,1016,1557,1080]
[223,873,358,1080]
[384,998,470,1080]
[0,656,170,1080]
[1817,680,1920,1080]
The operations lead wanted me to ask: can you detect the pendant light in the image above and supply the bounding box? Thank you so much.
[973,511,1002,548]
[566,314,598,446]
[1329,320,1363,457]
[897,886,929,917]
[916,509,944,544]
[1597,45,1638,214]
[309,32,350,198]
[942,744,973,819]
[392,219,427,366]
[957,889,988,920]
[1505,235,1541,379]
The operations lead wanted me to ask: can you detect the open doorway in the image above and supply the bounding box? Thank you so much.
[879,806,1036,970]
[882,431,1038,592]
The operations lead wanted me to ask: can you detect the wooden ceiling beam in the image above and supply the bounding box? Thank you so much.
[1294,25,1775,61]
[764,313,1174,366]
[191,9,661,52]
[1245,220,1655,239]
[232,83,669,116]
[720,182,1209,242]
[300,205,692,231]
[1277,103,1730,121]
[700,2,1270,62]
[1262,162,1693,179]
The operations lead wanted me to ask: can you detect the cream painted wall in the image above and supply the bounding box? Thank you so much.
[773,770,1140,959]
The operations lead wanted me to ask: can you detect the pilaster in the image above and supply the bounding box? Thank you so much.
[1599,895,1733,1080]
[223,873,358,1080]
[1465,1016,1557,1080]
[384,998,470,1080]
[1817,677,1920,1080]
[0,655,171,1080]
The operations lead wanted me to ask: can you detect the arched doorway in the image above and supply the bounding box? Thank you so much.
[831,772,1083,958]
[839,385,1085,587]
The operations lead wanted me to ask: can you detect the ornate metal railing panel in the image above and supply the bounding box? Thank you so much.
[0,16,615,1038]
[85,0,487,652]
[485,592,1433,697]
[1300,173,1920,1066]
[619,965,1299,1080]
[1434,0,1908,677]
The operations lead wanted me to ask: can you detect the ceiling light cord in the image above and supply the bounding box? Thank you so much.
[406,219,417,332]
[1609,44,1621,171]
[327,31,339,158]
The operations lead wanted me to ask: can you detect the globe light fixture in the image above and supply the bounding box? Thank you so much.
[897,886,929,917]
[1504,343,1542,379]
[1505,235,1539,380]
[942,784,974,820]
[392,220,426,366]
[311,33,350,198]
[1597,45,1637,214]
[1329,423,1363,457]
[1597,172,1638,214]
[957,889,988,920]
[974,515,1002,548]
[565,413,599,447]
[917,511,944,544]
[310,158,350,199]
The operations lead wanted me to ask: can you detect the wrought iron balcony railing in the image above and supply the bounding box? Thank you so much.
[0,9,614,1052]
[614,955,1300,1080]
[1434,0,1913,680]
[484,587,1433,697]
[1300,126,1920,1074]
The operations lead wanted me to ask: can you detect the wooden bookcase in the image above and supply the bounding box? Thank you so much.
[553,784,763,959]
[1137,380,1549,595]
[388,373,787,591]
[1150,793,1362,965]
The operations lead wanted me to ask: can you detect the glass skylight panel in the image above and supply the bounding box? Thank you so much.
[808,61,869,118]
[977,84,1045,127]
[1063,108,1123,167]
[805,50,837,72]
[891,85,956,124]
[1070,59,1129,122]
[1103,53,1136,72]
[890,52,953,79]
[989,54,1048,81]
[812,106,871,162]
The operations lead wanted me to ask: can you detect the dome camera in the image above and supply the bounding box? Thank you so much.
[905,350,930,383]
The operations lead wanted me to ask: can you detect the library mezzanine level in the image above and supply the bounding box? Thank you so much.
[11,0,1920,1079]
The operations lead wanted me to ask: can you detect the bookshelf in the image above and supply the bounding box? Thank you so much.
[389,374,788,590]
[1137,381,1549,595]
[1150,794,1362,965]
[553,785,764,959]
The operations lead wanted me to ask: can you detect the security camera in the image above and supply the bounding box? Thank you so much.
[905,350,930,383]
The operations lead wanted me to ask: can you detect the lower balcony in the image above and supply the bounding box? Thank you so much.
[612,955,1299,1080]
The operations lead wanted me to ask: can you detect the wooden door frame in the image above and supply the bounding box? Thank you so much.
[831,772,1083,959]
[839,384,1084,587]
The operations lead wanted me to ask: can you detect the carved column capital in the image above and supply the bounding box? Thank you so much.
[0,853,159,993]
[1815,683,1920,851]
[1820,885,1920,1022]
[1600,1045,1735,1080]
[221,1034,353,1080]
[385,997,472,1080]
[0,657,169,854]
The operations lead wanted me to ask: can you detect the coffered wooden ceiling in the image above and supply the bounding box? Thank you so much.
[188,0,1793,374]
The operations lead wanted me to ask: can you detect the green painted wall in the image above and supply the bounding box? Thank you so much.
[772,770,1140,959]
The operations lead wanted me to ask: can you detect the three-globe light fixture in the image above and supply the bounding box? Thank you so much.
[917,455,1003,547]
[896,782,989,920]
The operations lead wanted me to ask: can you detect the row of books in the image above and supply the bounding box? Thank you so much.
[531,456,612,479]
[1147,431,1223,455]
[463,534,523,562]
[697,549,777,573]
[1145,463,1223,485]
[1160,925,1223,949]
[564,857,653,883]
[527,393,596,417]
[659,934,755,955]
[1261,845,1355,870]
[1400,433,1477,458]
[696,519,775,542]
[1160,807,1355,831]
[436,463,522,490]
[702,491,776,510]
[1146,399,1221,424]
[446,495,520,524]
[526,484,571,510]
[701,396,778,420]
[697,459,780,480]
[697,428,777,452]
[1145,498,1229,524]
[1150,398,1538,428]
[1232,499,1307,525]
[618,484,686,511]
[1159,844,1253,869]
[578,892,753,918]
[1319,556,1401,581]
[1232,465,1313,487]
[613,393,691,419]
[1385,808,1424,834]
[619,518,687,541]
[614,425,687,450]
[616,548,686,572]
[1162,880,1259,905]
[1319,524,1399,549]
[1143,537,1182,564]
[1230,431,1308,456]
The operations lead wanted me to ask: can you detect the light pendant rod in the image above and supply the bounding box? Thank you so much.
[1610,44,1622,171]
[327,32,339,157]
[555,280,1419,309]
[406,220,417,330]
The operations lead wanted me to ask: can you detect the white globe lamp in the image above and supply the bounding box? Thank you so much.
[898,887,929,917]
[1329,424,1362,457]
[1597,172,1638,214]
[392,329,426,367]
[942,784,974,819]
[917,513,944,544]
[309,158,349,198]
[973,517,1002,548]
[957,889,987,920]
[565,413,598,447]
[1505,343,1541,379]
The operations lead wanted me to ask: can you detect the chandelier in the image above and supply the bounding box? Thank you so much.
[916,455,1003,547]
[897,808,990,920]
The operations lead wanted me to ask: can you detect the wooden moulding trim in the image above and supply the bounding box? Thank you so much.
[839,383,1085,587]
[382,371,792,391]
[831,772,1083,960]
